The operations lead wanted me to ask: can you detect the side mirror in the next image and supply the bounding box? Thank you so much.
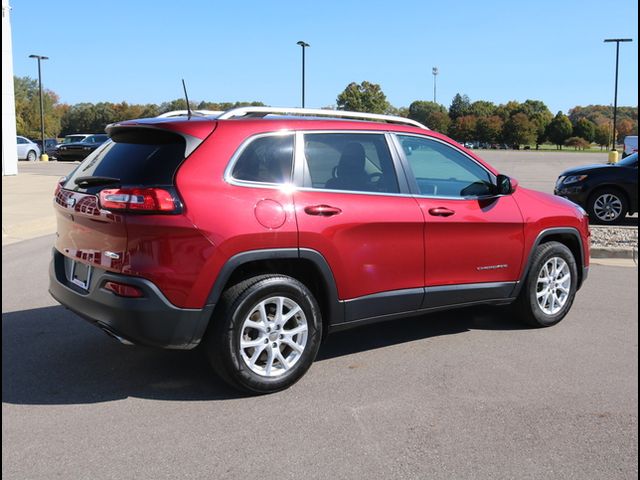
[496,174,516,195]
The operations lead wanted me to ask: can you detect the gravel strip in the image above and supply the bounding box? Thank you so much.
[590,225,638,249]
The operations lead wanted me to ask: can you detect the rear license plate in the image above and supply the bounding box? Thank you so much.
[70,261,92,290]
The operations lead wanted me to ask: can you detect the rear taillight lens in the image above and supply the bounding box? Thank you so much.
[99,187,179,213]
[55,176,67,196]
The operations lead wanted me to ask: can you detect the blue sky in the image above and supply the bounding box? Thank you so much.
[9,0,639,114]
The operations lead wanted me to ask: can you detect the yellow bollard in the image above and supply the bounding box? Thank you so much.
[40,153,49,162]
[607,150,619,164]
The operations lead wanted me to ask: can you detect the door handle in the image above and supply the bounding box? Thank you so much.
[428,207,455,217]
[304,205,342,216]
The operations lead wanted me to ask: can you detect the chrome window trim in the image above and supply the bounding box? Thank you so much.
[224,131,296,188]
[391,132,498,199]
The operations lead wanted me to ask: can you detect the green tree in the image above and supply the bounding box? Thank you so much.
[574,118,596,143]
[503,113,537,147]
[521,100,552,148]
[476,115,504,144]
[449,115,477,142]
[408,101,451,132]
[594,123,611,150]
[336,81,390,114]
[546,111,573,149]
[469,100,496,118]
[449,93,471,120]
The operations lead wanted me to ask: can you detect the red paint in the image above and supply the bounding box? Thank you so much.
[53,115,590,310]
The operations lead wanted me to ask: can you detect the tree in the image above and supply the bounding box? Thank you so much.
[594,123,611,150]
[14,76,64,138]
[574,118,596,143]
[546,111,573,149]
[503,113,537,147]
[449,93,471,120]
[336,81,390,114]
[476,115,504,144]
[469,100,496,118]
[564,137,591,150]
[521,100,553,148]
[408,101,450,133]
[448,115,477,142]
[616,118,636,143]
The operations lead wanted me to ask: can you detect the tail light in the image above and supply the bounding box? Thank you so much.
[99,187,180,213]
[54,176,67,196]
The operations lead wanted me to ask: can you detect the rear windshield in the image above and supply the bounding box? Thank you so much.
[65,129,186,191]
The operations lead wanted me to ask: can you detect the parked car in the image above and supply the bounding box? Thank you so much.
[35,138,59,158]
[16,136,41,161]
[60,134,92,144]
[554,152,638,224]
[49,107,590,394]
[56,134,109,162]
[623,135,638,158]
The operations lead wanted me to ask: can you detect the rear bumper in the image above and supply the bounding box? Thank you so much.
[49,249,214,349]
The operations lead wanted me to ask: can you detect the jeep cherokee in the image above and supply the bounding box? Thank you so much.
[49,107,590,393]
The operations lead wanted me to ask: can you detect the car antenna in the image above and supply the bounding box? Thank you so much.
[182,78,192,119]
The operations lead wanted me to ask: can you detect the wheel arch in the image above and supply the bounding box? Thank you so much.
[205,248,343,338]
[513,228,587,298]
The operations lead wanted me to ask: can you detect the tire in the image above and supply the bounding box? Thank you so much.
[27,150,37,162]
[513,241,578,328]
[587,188,628,225]
[204,274,322,394]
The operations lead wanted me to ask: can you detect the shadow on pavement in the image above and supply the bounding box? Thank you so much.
[2,304,527,405]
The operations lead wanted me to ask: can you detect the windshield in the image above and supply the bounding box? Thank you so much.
[618,152,638,167]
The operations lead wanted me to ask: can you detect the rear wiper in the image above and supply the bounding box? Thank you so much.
[74,176,121,187]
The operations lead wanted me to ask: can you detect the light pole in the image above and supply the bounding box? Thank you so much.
[296,41,310,108]
[432,67,439,103]
[28,54,49,161]
[603,38,632,151]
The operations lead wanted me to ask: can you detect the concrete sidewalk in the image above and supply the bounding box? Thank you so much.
[2,162,637,266]
[2,166,67,245]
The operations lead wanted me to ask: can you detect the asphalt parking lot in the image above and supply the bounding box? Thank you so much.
[2,151,638,479]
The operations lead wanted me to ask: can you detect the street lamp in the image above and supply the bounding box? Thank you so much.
[28,54,49,161]
[603,38,632,151]
[296,41,310,108]
[432,67,439,103]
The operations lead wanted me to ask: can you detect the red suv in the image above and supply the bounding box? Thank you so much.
[49,107,590,393]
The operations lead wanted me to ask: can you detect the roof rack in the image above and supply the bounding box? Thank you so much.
[156,109,223,118]
[216,106,429,130]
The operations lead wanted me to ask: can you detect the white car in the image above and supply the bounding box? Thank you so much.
[623,135,637,158]
[16,136,41,161]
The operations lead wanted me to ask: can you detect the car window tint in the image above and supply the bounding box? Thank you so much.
[231,134,294,184]
[65,129,187,191]
[303,133,399,194]
[397,135,493,198]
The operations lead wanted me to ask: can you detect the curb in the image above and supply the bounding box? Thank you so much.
[590,246,638,260]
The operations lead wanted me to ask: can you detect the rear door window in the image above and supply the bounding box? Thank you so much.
[64,129,186,191]
[302,132,400,194]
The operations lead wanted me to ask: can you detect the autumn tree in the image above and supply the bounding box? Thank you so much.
[449,115,477,142]
[14,76,65,138]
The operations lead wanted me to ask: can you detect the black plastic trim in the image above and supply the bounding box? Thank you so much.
[49,249,213,349]
[423,281,516,308]
[344,288,423,321]
[511,227,587,298]
[204,248,345,325]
